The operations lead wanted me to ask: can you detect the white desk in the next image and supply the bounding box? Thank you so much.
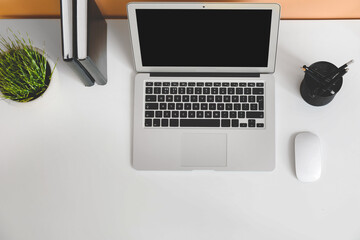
[1,19,360,240]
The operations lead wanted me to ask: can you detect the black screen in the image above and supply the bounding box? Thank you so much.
[136,9,272,67]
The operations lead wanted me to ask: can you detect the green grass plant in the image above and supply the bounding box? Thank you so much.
[0,30,55,102]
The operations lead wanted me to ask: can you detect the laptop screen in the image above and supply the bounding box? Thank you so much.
[135,9,272,68]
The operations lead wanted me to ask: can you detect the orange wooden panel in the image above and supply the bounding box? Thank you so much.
[0,0,360,19]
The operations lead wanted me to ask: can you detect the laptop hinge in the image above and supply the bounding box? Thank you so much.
[150,72,260,78]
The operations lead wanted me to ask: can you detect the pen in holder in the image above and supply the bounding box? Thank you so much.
[300,60,353,106]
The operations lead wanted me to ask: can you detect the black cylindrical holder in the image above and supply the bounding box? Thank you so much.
[300,61,343,106]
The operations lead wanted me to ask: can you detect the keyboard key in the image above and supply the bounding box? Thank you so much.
[168,103,175,110]
[248,119,256,127]
[209,103,216,110]
[164,111,170,118]
[256,82,264,87]
[203,88,210,94]
[146,87,153,94]
[201,103,208,110]
[191,95,198,102]
[180,119,220,127]
[221,111,228,118]
[230,111,237,118]
[239,82,246,87]
[160,103,166,109]
[170,87,177,94]
[171,111,179,118]
[187,88,194,94]
[180,111,187,118]
[199,96,206,102]
[236,88,243,94]
[232,119,239,127]
[153,119,160,127]
[188,111,196,118]
[163,82,170,86]
[253,88,264,94]
[248,82,255,87]
[145,103,158,110]
[188,82,195,86]
[197,82,204,86]
[180,82,187,86]
[231,82,238,87]
[193,103,200,110]
[224,96,230,102]
[154,82,162,86]
[215,96,222,102]
[250,103,257,110]
[182,95,189,102]
[154,87,161,94]
[222,82,229,86]
[228,88,235,94]
[207,95,214,102]
[195,88,202,94]
[171,82,178,86]
[145,119,152,127]
[158,95,165,102]
[155,111,162,118]
[205,111,212,118]
[240,96,247,102]
[213,111,220,118]
[174,95,181,102]
[170,119,179,127]
[226,103,232,110]
[221,119,230,127]
[145,111,154,118]
[234,104,241,110]
[240,123,247,127]
[232,96,239,102]
[211,88,219,94]
[161,119,169,127]
[176,103,183,110]
[220,88,226,94]
[249,96,255,102]
[162,87,169,94]
[205,82,212,86]
[217,103,224,110]
[257,123,264,128]
[146,82,153,86]
[197,111,204,118]
[179,87,185,94]
[238,111,245,118]
[244,88,251,94]
[146,95,156,102]
[214,82,221,86]
[242,103,249,110]
[172,111,179,118]
[246,111,264,118]
[166,95,173,102]
[184,103,192,110]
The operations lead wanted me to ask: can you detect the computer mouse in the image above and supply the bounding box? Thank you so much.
[295,132,322,182]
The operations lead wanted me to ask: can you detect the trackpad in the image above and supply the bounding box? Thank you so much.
[181,133,227,167]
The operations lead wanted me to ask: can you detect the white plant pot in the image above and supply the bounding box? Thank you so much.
[2,47,58,106]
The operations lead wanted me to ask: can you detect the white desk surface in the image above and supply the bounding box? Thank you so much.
[1,19,360,240]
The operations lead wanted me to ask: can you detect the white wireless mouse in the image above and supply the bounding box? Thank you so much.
[295,132,322,182]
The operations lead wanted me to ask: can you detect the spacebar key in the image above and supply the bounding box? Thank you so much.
[180,119,220,127]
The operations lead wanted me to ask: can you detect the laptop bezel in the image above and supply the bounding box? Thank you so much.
[127,2,280,74]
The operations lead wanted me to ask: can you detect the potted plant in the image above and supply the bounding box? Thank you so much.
[0,31,56,103]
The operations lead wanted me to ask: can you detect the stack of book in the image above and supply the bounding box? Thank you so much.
[60,0,107,86]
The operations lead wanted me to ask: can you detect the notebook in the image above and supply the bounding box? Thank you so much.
[127,3,281,170]
[60,0,107,86]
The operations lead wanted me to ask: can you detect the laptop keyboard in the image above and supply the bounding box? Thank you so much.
[144,81,265,128]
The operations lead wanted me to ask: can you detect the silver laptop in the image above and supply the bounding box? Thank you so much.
[127,2,280,170]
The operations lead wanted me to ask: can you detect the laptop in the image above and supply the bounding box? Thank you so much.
[127,2,280,170]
